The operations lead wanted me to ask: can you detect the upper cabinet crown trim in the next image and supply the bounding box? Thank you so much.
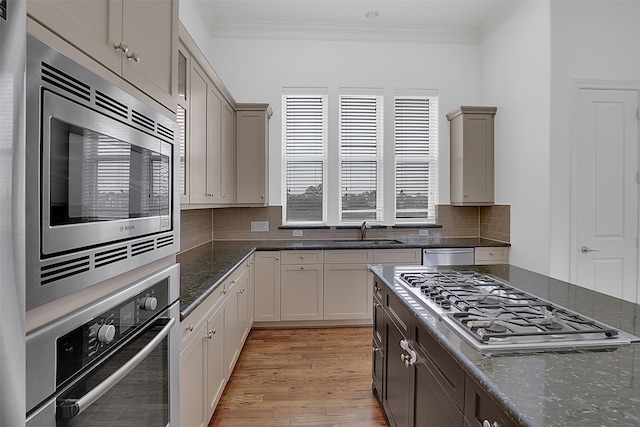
[446,106,497,121]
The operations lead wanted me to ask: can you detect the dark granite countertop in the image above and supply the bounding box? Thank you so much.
[176,238,509,319]
[371,264,640,427]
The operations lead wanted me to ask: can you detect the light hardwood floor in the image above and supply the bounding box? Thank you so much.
[208,327,390,427]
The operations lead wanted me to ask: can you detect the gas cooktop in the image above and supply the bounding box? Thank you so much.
[394,267,640,354]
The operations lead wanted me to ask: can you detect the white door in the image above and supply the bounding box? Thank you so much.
[575,87,639,303]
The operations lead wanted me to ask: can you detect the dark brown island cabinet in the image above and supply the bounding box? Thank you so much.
[372,276,519,427]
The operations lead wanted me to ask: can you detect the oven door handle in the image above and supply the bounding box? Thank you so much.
[56,317,176,420]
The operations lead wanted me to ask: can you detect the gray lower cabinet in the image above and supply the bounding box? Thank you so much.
[374,276,518,427]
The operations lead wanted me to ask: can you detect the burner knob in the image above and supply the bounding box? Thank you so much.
[97,324,116,344]
[440,299,452,309]
[140,296,158,311]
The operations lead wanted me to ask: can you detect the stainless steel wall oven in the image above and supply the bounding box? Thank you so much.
[26,264,180,427]
[26,35,179,310]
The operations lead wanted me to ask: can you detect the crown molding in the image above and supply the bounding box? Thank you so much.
[205,20,482,45]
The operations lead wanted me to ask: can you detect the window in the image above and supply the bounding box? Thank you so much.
[282,90,327,223]
[339,91,383,222]
[394,92,438,223]
[281,88,438,226]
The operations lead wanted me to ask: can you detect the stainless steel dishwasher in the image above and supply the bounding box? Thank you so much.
[422,248,474,266]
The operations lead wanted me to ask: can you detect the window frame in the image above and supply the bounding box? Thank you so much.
[394,90,439,224]
[338,89,384,224]
[281,88,328,225]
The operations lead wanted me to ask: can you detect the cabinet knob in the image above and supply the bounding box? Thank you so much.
[239,288,245,294]
[483,421,500,427]
[375,303,382,308]
[276,257,280,260]
[490,252,495,256]
[261,195,265,199]
[207,330,213,339]
[126,51,141,62]
[300,266,304,270]
[186,324,194,332]
[114,40,128,53]
[300,255,304,259]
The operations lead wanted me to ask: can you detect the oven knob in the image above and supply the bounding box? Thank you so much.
[97,324,116,344]
[140,297,158,311]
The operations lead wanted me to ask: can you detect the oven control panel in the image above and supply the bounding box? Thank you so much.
[56,278,169,387]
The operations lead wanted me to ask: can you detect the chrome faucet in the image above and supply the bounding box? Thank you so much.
[361,221,369,241]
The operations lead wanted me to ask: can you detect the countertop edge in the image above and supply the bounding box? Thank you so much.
[179,249,255,320]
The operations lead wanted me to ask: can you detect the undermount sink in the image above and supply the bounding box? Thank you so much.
[332,239,404,246]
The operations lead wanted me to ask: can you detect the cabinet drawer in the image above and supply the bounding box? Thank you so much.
[373,248,421,265]
[181,284,226,350]
[373,277,385,303]
[474,247,509,265]
[415,321,466,409]
[385,287,411,334]
[280,250,324,265]
[324,249,374,264]
[464,376,518,427]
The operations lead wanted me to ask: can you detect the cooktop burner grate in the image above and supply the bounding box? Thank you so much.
[395,269,637,352]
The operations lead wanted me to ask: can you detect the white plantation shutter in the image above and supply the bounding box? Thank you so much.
[339,92,383,223]
[394,92,438,222]
[282,90,327,223]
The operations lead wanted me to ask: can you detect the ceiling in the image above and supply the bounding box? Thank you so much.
[190,0,526,44]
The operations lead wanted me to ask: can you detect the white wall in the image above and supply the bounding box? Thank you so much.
[180,0,640,286]
[548,0,640,283]
[180,0,482,208]
[480,1,551,274]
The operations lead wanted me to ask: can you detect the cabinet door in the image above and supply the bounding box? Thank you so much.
[180,323,206,427]
[372,296,385,402]
[235,260,252,346]
[205,307,226,421]
[27,0,122,76]
[413,361,465,427]
[236,110,268,204]
[323,263,372,320]
[177,43,190,205]
[220,102,236,202]
[188,62,211,204]
[207,87,223,202]
[254,251,281,322]
[448,107,496,206]
[224,279,239,377]
[384,319,411,427]
[280,264,324,321]
[120,0,177,111]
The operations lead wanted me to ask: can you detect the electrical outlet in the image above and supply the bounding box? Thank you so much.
[292,230,303,237]
[419,229,429,237]
[250,221,269,232]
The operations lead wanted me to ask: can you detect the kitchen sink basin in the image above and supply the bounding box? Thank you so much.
[332,239,405,247]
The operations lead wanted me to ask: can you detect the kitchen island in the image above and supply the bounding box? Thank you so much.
[371,264,640,427]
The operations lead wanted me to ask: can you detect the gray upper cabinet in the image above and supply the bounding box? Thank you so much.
[28,0,178,114]
[447,106,497,206]
[236,104,272,205]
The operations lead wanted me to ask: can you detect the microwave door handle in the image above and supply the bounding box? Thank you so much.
[56,317,176,420]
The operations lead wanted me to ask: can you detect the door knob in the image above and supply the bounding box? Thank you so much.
[580,246,601,254]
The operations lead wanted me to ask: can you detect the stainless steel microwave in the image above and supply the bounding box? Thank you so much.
[25,35,180,310]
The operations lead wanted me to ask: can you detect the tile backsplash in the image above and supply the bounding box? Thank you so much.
[179,204,510,253]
